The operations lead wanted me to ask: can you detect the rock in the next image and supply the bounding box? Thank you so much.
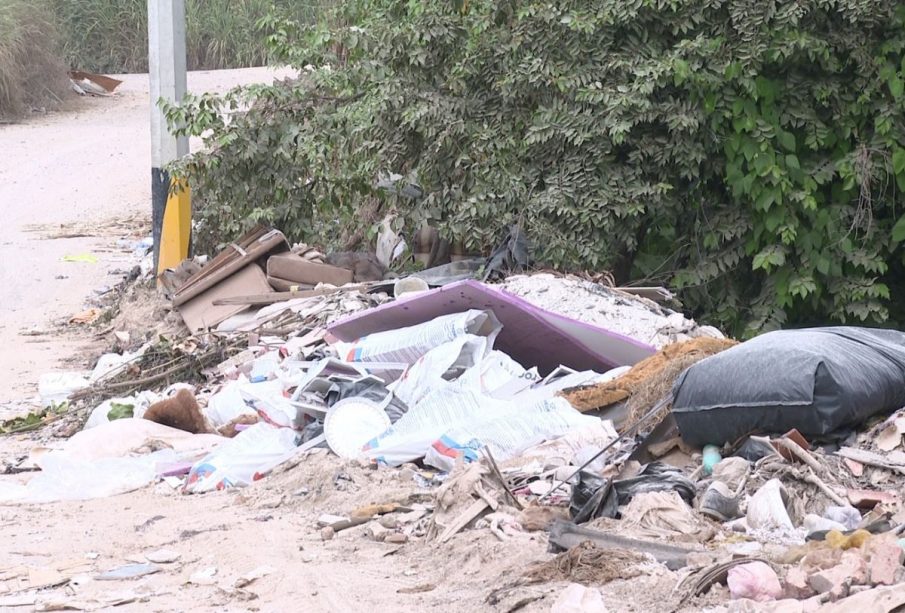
[378,515,398,529]
[818,583,905,612]
[686,552,719,569]
[385,533,408,544]
[799,548,842,574]
[144,549,181,564]
[712,457,749,490]
[727,597,822,613]
[320,527,335,541]
[868,539,904,586]
[847,489,899,509]
[808,552,866,601]
[783,567,814,600]
[808,566,851,601]
[367,522,389,542]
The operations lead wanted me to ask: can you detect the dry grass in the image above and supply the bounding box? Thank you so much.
[561,337,739,426]
[0,0,69,119]
[52,0,330,73]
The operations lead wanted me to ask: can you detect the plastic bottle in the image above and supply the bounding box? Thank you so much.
[702,444,722,475]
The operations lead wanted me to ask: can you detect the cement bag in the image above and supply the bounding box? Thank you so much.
[334,309,501,365]
[424,397,599,471]
[362,386,514,466]
[390,335,488,407]
[672,327,905,446]
[239,382,297,429]
[184,423,297,493]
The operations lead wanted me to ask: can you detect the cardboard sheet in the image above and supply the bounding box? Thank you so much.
[327,280,655,374]
[178,264,272,331]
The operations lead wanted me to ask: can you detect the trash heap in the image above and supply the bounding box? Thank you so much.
[8,227,905,611]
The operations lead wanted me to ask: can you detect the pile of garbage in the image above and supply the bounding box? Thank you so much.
[7,226,905,610]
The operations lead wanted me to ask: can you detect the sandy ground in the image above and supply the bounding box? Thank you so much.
[0,447,686,613]
[0,67,291,410]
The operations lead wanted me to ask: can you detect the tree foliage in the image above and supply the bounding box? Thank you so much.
[167,0,905,336]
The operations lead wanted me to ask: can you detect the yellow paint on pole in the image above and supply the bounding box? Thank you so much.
[157,177,191,277]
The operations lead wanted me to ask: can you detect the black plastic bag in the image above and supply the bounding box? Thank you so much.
[673,327,905,447]
[569,462,695,523]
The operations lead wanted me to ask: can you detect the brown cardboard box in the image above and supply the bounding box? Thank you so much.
[172,227,288,307]
[177,263,272,331]
[267,253,353,286]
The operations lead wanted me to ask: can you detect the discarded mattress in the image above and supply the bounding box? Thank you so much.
[327,280,655,375]
[672,327,905,446]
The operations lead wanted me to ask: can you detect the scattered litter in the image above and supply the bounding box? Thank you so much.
[726,561,782,602]
[187,566,218,586]
[96,563,161,581]
[233,566,274,588]
[61,253,99,264]
[144,550,181,564]
[522,541,647,585]
[69,308,103,325]
[549,582,608,613]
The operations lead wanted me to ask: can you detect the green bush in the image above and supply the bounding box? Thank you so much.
[167,0,905,336]
[0,0,68,118]
[52,0,327,73]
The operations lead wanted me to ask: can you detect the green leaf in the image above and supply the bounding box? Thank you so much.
[108,403,134,421]
[784,154,800,170]
[893,148,905,175]
[890,76,905,100]
[892,216,905,243]
[777,130,796,152]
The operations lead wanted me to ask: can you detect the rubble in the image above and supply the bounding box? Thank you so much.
[11,228,905,611]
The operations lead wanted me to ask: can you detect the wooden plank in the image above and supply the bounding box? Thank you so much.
[213,284,368,306]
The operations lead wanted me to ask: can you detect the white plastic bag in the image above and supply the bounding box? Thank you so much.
[20,450,177,503]
[184,423,298,493]
[334,309,501,365]
[83,391,160,429]
[38,372,89,407]
[204,377,275,428]
[746,479,794,532]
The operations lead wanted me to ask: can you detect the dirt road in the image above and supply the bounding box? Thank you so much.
[0,68,289,409]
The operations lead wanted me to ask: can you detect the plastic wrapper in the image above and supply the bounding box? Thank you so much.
[726,561,782,602]
[746,479,794,532]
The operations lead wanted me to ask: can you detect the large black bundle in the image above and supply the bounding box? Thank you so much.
[672,327,905,446]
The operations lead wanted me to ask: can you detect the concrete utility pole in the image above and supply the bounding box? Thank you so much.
[148,0,191,277]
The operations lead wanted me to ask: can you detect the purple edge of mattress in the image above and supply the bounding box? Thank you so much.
[327,279,655,370]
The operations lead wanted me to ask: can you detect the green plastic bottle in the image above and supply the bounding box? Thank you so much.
[702,444,721,475]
